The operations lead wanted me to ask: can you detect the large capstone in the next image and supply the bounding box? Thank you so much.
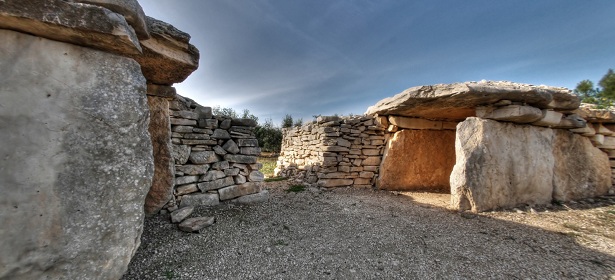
[0,29,153,279]
[366,81,580,121]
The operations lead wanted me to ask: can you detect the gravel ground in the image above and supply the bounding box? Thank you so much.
[122,182,615,279]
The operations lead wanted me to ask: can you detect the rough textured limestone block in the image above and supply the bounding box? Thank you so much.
[388,116,442,130]
[379,130,455,192]
[218,182,262,200]
[570,124,595,136]
[555,114,587,129]
[229,190,270,204]
[476,105,543,123]
[171,144,191,164]
[591,134,605,146]
[144,96,175,215]
[72,0,150,39]
[178,216,215,233]
[451,118,554,212]
[595,123,615,136]
[147,83,177,99]
[180,193,220,207]
[189,151,220,164]
[127,16,199,85]
[0,30,153,279]
[532,110,563,127]
[0,0,142,55]
[197,177,235,192]
[317,179,354,188]
[552,130,611,201]
[597,136,615,150]
[170,206,194,223]
[366,81,579,120]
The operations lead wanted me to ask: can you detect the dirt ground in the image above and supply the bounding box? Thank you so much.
[123,181,615,279]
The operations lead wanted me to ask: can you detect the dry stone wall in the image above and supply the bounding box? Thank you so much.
[164,95,269,213]
[275,116,387,188]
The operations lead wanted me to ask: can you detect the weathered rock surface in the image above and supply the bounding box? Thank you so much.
[379,130,455,192]
[451,118,612,212]
[229,190,270,204]
[218,182,262,201]
[0,29,153,279]
[146,84,177,99]
[180,193,220,208]
[475,105,543,123]
[552,130,611,201]
[451,118,555,212]
[366,81,579,121]
[71,0,150,39]
[170,206,194,223]
[178,216,215,233]
[171,144,191,164]
[0,0,142,55]
[127,16,199,85]
[189,151,220,164]
[144,96,175,215]
[574,103,615,123]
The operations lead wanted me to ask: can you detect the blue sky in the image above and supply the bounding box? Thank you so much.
[140,0,615,126]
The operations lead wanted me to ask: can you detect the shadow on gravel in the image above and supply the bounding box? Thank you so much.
[123,186,615,279]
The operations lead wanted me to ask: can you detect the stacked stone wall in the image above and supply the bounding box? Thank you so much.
[275,116,387,188]
[162,95,269,212]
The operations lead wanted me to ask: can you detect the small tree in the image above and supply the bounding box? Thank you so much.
[212,106,238,118]
[254,118,282,153]
[574,69,615,108]
[293,118,303,127]
[281,114,293,128]
[599,69,615,100]
[241,108,259,123]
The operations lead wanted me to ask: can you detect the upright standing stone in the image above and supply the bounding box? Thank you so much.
[144,96,175,215]
[0,30,153,279]
[552,130,611,201]
[450,118,554,212]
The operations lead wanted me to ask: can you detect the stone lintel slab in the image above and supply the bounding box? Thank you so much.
[71,0,150,39]
[366,81,579,121]
[0,0,142,55]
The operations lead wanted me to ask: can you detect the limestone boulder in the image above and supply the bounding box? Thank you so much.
[366,81,579,121]
[378,130,455,192]
[0,30,153,279]
[146,84,177,99]
[127,16,199,85]
[144,96,175,215]
[70,0,150,39]
[574,103,615,123]
[0,0,141,55]
[451,118,555,212]
[218,182,262,201]
[552,130,611,201]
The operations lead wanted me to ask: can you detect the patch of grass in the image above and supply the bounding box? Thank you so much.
[607,210,615,215]
[164,270,176,279]
[265,176,288,182]
[286,185,306,193]
[257,156,277,177]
